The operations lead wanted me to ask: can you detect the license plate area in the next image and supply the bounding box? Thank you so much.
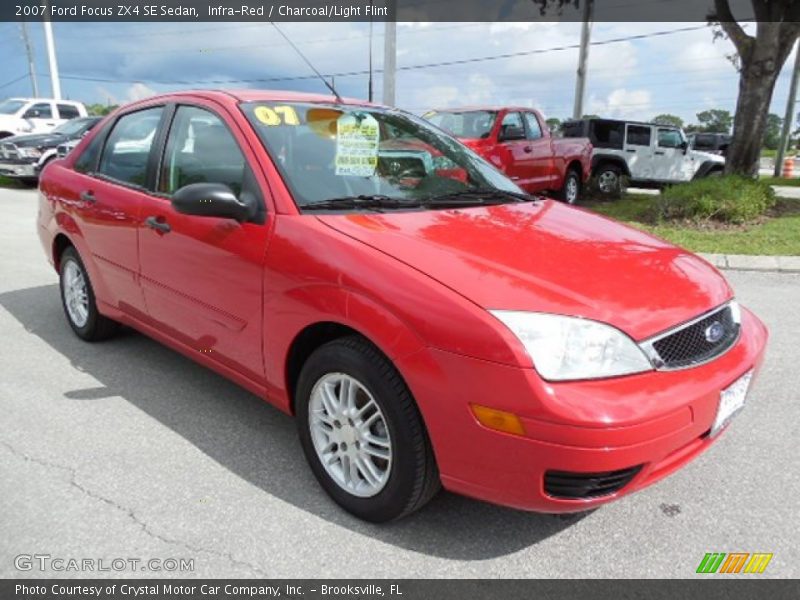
[711,370,752,437]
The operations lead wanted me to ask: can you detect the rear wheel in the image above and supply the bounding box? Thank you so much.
[59,246,119,341]
[296,336,440,522]
[558,169,582,205]
[595,164,623,197]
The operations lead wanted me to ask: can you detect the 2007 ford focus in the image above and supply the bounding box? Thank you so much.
[38,90,767,522]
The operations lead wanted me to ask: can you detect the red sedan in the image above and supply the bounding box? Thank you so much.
[37,90,767,522]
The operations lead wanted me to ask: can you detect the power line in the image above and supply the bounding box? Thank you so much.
[0,74,29,90]
[53,24,713,87]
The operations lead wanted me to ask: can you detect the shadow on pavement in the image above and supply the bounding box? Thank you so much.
[0,284,590,561]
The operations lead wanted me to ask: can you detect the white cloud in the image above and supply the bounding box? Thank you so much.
[588,88,653,120]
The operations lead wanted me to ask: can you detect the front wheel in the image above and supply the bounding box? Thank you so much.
[59,246,119,341]
[296,336,440,522]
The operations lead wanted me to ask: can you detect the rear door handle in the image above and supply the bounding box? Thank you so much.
[145,216,171,234]
[654,151,666,155]
[80,190,96,203]
[625,149,636,153]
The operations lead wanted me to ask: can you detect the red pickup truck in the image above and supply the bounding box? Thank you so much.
[425,107,592,204]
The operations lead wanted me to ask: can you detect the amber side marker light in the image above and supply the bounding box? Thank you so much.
[471,404,526,436]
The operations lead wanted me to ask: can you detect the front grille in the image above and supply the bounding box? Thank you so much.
[544,465,642,499]
[1,143,18,160]
[650,304,739,369]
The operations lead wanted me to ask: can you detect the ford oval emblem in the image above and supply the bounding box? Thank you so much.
[705,321,724,343]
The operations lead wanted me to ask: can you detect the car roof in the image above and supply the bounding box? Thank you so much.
[135,89,379,108]
[6,97,82,103]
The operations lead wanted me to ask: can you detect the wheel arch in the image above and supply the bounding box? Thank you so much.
[52,232,74,272]
[591,155,631,177]
[279,288,428,416]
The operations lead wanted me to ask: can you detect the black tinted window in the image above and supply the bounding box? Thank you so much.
[626,125,652,147]
[98,107,163,187]
[25,103,53,119]
[74,128,107,174]
[58,104,80,119]
[657,128,682,148]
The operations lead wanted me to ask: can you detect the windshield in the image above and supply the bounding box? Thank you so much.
[242,102,521,210]
[423,110,497,139]
[0,100,26,115]
[51,118,96,137]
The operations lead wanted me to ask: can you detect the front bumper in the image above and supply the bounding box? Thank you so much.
[0,160,37,179]
[398,307,768,512]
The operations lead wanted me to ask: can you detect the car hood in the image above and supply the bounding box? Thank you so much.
[693,150,726,163]
[2,132,66,148]
[316,200,732,340]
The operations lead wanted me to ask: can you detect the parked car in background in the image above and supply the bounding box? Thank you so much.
[0,116,101,184]
[0,98,88,139]
[562,118,725,196]
[38,90,767,522]
[424,107,592,204]
[688,132,731,157]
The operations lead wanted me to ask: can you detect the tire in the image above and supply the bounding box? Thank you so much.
[296,336,440,522]
[557,169,582,205]
[59,246,119,341]
[594,164,623,197]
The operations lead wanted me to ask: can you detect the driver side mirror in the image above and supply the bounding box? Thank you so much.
[171,183,251,222]
[499,126,526,142]
[679,140,689,153]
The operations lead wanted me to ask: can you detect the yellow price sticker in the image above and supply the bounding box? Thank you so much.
[254,105,300,126]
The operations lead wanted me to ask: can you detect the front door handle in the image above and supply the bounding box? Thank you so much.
[80,190,96,203]
[523,145,533,153]
[145,216,171,234]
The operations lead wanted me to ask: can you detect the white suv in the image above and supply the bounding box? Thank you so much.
[563,118,725,195]
[0,98,88,139]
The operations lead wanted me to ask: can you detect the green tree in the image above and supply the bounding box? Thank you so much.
[545,117,561,133]
[762,113,783,150]
[696,109,734,134]
[86,103,118,116]
[652,114,684,128]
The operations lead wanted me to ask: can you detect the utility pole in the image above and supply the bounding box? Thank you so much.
[572,0,594,120]
[382,21,396,107]
[774,40,800,177]
[19,22,39,97]
[42,1,62,100]
[368,1,374,102]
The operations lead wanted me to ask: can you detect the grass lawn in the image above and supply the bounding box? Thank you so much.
[759,176,800,187]
[0,175,16,187]
[584,194,800,256]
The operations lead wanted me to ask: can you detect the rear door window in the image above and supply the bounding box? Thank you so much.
[97,107,164,188]
[523,113,543,140]
[626,125,652,147]
[58,104,81,120]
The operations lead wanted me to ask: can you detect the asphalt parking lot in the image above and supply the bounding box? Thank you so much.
[1,186,798,579]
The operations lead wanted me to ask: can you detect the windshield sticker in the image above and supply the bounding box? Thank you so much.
[335,113,380,177]
[254,105,300,127]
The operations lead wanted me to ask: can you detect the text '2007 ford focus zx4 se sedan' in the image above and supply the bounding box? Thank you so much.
[37,90,768,522]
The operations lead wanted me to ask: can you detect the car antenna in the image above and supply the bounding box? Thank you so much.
[270,22,344,104]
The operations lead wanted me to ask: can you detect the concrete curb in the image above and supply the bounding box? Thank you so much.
[700,253,800,273]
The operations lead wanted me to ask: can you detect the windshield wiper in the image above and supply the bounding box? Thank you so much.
[423,188,536,206]
[302,195,423,212]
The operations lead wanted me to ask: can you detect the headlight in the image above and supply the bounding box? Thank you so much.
[17,147,42,159]
[490,311,653,381]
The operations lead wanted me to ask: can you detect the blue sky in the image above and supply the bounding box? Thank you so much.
[0,20,796,126]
